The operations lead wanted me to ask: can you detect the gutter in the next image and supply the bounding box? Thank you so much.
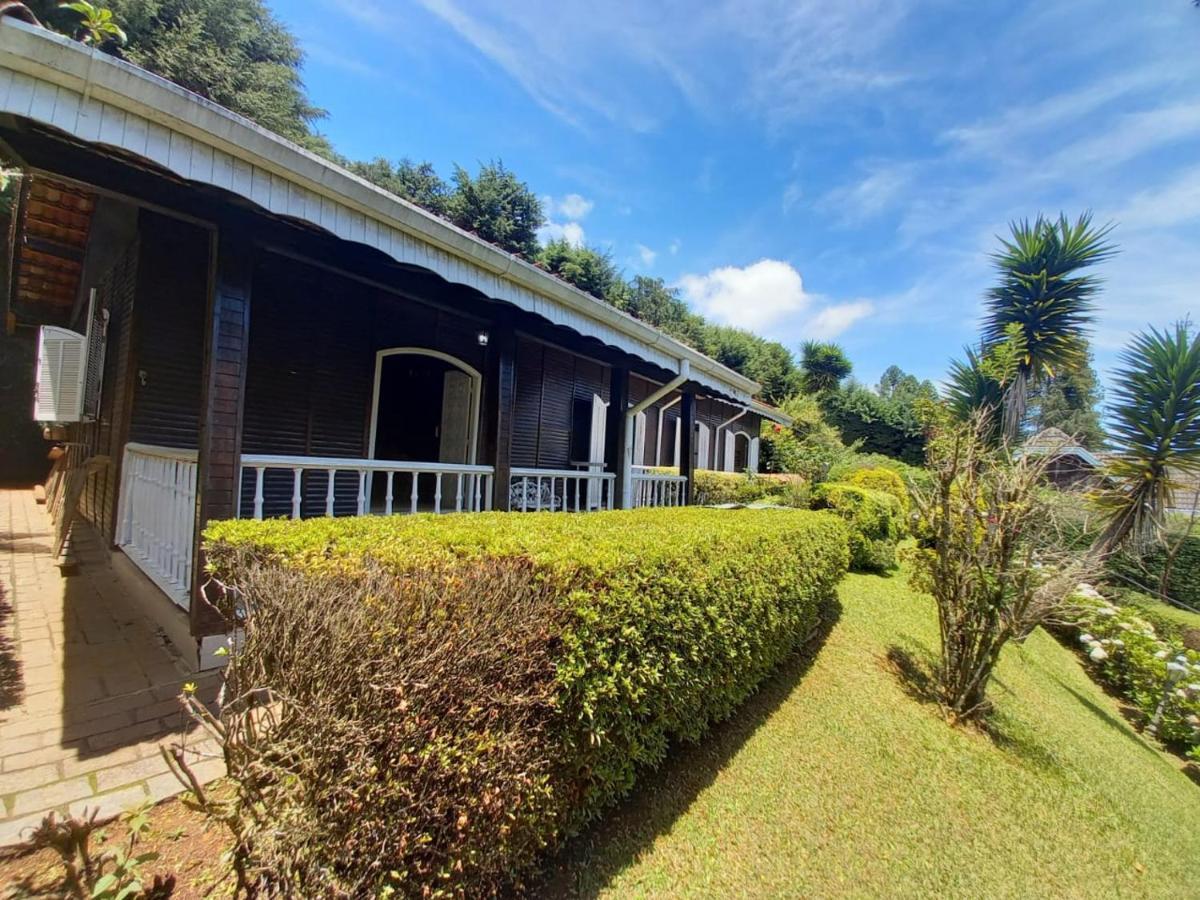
[623,361,689,507]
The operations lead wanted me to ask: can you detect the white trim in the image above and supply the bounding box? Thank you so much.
[0,19,758,402]
[367,347,482,466]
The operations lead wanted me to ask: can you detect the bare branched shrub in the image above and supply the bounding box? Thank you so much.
[908,411,1093,722]
[174,556,568,897]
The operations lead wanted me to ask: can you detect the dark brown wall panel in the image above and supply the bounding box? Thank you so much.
[128,212,208,449]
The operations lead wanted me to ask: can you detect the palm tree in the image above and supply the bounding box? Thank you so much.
[1093,322,1200,555]
[945,346,1004,437]
[983,213,1115,440]
[799,340,852,394]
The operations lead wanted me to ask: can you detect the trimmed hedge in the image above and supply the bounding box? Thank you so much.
[1108,535,1200,613]
[650,468,810,507]
[811,482,903,572]
[203,507,850,895]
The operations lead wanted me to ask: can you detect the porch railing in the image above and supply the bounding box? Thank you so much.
[631,469,688,508]
[509,467,616,512]
[117,442,199,609]
[239,454,495,517]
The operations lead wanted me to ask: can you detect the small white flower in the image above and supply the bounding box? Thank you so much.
[1079,633,1095,644]
[1096,607,1117,617]
[1154,650,1170,660]
[1089,646,1109,662]
[1117,622,1133,631]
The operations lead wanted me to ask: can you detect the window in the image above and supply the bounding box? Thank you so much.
[569,397,592,464]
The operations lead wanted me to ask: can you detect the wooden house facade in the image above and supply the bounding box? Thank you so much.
[0,19,786,665]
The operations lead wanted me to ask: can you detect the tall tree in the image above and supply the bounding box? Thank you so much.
[1027,348,1105,448]
[615,276,707,348]
[1093,322,1200,555]
[348,158,449,216]
[982,213,1115,440]
[30,0,332,153]
[799,341,852,394]
[447,161,543,258]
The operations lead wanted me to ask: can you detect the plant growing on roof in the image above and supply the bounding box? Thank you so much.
[57,1,126,46]
[982,213,1115,441]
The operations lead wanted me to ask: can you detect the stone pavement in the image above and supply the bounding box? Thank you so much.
[0,489,223,846]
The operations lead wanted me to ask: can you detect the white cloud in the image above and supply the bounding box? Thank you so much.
[537,221,586,247]
[679,259,810,331]
[806,301,874,339]
[636,244,657,267]
[557,193,594,219]
[781,180,803,213]
[1109,164,1200,233]
[819,163,913,224]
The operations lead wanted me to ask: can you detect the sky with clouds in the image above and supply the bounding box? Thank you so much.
[277,0,1199,391]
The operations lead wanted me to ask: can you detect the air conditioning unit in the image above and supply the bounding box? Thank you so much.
[33,289,107,424]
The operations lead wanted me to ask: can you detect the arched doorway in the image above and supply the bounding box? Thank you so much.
[367,348,481,509]
[733,431,751,472]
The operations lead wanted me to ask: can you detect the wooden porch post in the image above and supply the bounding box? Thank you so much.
[190,228,252,637]
[606,366,630,508]
[486,323,517,511]
[679,389,696,505]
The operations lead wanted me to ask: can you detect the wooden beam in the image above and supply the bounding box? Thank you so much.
[191,227,252,637]
[679,389,696,505]
[606,366,630,508]
[485,322,517,511]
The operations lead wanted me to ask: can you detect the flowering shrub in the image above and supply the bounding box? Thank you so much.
[1069,586,1200,754]
[200,507,850,896]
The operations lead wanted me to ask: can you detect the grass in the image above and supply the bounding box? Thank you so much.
[1121,591,1200,633]
[543,567,1200,898]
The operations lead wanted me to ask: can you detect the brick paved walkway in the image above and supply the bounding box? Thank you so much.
[0,489,223,845]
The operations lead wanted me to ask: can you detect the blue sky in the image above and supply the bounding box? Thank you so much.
[273,0,1200,392]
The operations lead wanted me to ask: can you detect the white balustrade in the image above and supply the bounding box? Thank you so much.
[117,442,199,609]
[239,454,495,518]
[631,469,688,507]
[509,467,616,512]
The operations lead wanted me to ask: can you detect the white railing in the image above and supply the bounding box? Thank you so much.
[509,467,616,512]
[239,454,495,518]
[118,442,199,609]
[632,470,688,507]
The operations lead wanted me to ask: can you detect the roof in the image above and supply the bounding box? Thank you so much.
[8,175,94,323]
[0,19,761,402]
[1022,428,1103,468]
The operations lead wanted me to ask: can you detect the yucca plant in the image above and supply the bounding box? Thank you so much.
[945,346,1003,425]
[983,213,1115,440]
[1093,322,1200,556]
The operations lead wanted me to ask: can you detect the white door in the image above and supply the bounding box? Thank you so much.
[439,370,472,464]
[748,436,761,473]
[588,394,608,508]
[723,429,736,472]
[633,411,647,467]
[696,423,710,471]
[439,370,473,507]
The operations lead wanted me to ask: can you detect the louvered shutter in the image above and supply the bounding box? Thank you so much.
[748,436,761,473]
[633,411,647,466]
[34,326,87,422]
[696,423,710,470]
[81,289,108,421]
[724,429,737,472]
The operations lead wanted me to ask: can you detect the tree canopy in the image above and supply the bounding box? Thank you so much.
[537,241,625,303]
[446,162,544,258]
[32,0,332,153]
[1027,349,1105,448]
[347,158,450,217]
[800,341,853,394]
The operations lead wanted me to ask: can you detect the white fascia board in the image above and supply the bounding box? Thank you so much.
[0,20,757,402]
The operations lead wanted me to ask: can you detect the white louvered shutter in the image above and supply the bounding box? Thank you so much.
[633,411,647,466]
[696,423,710,470]
[82,289,108,421]
[748,437,761,473]
[724,429,736,472]
[34,326,87,423]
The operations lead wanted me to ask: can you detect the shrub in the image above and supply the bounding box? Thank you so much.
[811,482,903,572]
[1108,535,1200,612]
[847,467,910,519]
[1067,590,1200,754]
[827,453,933,495]
[200,508,850,896]
[653,468,809,507]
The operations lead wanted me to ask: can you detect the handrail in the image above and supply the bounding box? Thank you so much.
[510,466,615,480]
[123,441,199,462]
[241,453,492,475]
[508,467,615,512]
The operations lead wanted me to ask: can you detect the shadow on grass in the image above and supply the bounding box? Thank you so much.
[884,642,1062,775]
[1053,679,1164,761]
[536,594,843,899]
[0,581,23,712]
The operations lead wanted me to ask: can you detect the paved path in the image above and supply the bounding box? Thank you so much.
[0,489,222,845]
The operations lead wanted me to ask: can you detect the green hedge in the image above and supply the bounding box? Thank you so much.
[811,482,903,572]
[203,507,850,894]
[1108,535,1200,613]
[683,468,809,507]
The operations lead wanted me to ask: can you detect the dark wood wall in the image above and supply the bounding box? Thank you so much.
[511,336,611,469]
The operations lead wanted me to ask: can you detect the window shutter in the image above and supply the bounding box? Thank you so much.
[82,288,108,422]
[633,411,647,466]
[748,436,761,473]
[696,423,710,470]
[724,429,736,472]
[34,326,87,423]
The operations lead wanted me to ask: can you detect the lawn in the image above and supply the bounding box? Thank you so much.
[542,567,1200,898]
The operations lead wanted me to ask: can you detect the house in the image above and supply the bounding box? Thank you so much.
[0,18,788,667]
[1022,428,1104,490]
